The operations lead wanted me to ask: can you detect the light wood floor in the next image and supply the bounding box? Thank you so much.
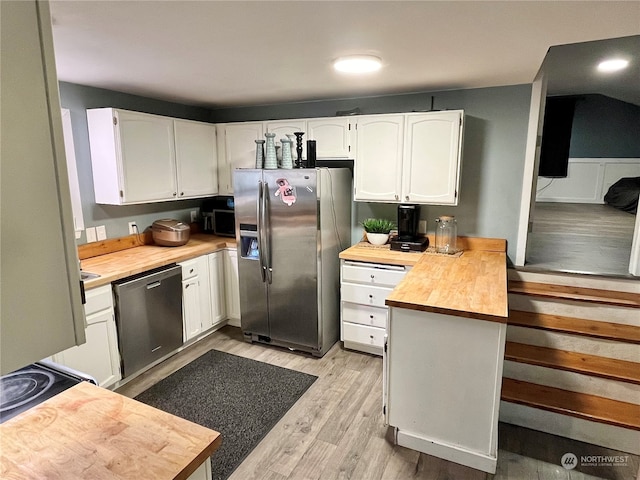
[117,326,640,480]
[526,203,637,277]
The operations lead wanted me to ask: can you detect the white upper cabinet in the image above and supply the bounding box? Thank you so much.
[174,119,218,198]
[354,111,464,205]
[266,119,306,159]
[87,108,217,205]
[354,115,405,202]
[217,122,264,194]
[402,111,463,204]
[307,117,352,158]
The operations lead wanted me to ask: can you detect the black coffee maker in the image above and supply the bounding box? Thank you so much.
[390,204,429,252]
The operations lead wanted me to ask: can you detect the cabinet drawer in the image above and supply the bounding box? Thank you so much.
[341,283,393,308]
[179,256,205,280]
[343,322,385,349]
[84,285,114,316]
[342,302,387,329]
[342,262,406,287]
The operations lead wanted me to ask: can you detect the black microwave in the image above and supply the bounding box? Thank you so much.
[202,196,235,237]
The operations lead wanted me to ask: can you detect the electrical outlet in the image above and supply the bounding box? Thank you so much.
[128,221,137,234]
[190,210,198,223]
[85,227,97,243]
[96,225,107,241]
[418,220,427,234]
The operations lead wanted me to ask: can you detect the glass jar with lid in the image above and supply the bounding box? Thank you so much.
[435,216,458,254]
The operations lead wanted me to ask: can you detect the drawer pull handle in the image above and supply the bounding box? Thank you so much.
[370,275,375,279]
[190,268,194,274]
[369,295,373,299]
[370,335,374,339]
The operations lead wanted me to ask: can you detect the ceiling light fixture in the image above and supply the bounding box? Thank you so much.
[597,58,629,73]
[333,55,382,74]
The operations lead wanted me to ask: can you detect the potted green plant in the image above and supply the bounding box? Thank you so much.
[361,218,396,245]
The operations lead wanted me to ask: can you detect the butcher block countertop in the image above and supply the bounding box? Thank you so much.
[81,234,236,289]
[0,382,221,479]
[340,237,508,323]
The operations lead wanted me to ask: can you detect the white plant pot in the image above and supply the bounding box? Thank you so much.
[366,232,389,245]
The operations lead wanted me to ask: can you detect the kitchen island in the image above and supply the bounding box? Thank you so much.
[341,238,508,474]
[0,381,221,479]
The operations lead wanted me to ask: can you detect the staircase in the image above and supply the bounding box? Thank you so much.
[500,269,640,454]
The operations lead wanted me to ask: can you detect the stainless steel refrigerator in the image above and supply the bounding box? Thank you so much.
[233,167,351,357]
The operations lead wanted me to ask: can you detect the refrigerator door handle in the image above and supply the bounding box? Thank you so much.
[263,181,273,285]
[257,180,266,283]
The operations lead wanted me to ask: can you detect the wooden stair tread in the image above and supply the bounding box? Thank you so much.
[508,281,640,308]
[501,378,640,431]
[505,341,640,384]
[508,310,640,344]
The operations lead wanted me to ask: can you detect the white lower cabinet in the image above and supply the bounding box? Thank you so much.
[187,458,211,480]
[52,285,121,388]
[208,251,226,325]
[340,260,409,355]
[180,251,235,342]
[385,307,506,473]
[179,255,212,342]
[224,248,241,327]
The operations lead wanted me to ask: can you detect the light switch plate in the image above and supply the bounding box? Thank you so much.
[418,220,427,234]
[190,210,198,222]
[96,225,107,241]
[85,227,97,243]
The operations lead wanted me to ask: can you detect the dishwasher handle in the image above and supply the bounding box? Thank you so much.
[146,281,162,289]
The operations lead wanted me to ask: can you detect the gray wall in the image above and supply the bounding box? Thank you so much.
[59,82,215,243]
[570,94,640,158]
[212,85,533,262]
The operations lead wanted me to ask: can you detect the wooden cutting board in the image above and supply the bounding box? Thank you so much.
[0,382,221,479]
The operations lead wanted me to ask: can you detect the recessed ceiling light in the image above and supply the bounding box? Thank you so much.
[333,55,382,74]
[597,58,629,73]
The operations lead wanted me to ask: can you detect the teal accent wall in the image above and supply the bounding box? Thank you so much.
[570,94,640,158]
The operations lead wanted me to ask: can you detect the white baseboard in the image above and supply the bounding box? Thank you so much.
[395,428,497,474]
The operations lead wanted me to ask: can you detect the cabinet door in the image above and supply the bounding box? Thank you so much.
[182,277,202,341]
[224,249,241,326]
[354,115,404,202]
[1,0,85,373]
[402,111,463,205]
[307,117,352,158]
[266,119,306,159]
[53,309,121,388]
[174,119,218,198]
[116,110,177,203]
[219,122,264,194]
[208,251,226,325]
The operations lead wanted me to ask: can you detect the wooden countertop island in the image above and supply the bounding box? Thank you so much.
[339,236,508,322]
[341,237,509,474]
[0,382,221,479]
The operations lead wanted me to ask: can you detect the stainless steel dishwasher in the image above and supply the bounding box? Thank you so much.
[113,264,183,378]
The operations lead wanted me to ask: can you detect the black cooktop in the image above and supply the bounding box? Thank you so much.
[0,363,80,424]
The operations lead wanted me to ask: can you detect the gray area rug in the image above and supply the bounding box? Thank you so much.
[135,349,317,480]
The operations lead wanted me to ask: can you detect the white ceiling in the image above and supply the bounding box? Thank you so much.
[49,1,640,109]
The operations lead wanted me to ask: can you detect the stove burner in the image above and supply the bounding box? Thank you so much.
[0,369,55,412]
